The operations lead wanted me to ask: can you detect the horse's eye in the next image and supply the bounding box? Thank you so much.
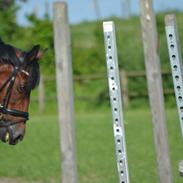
[17,85,26,93]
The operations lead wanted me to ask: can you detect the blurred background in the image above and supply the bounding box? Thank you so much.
[0,0,183,183]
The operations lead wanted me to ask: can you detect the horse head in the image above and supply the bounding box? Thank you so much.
[0,39,46,145]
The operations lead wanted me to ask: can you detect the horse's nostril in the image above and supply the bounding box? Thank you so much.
[18,135,23,141]
[14,134,23,142]
[9,135,23,145]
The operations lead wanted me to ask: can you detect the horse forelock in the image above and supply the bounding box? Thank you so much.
[0,42,20,66]
[0,42,40,91]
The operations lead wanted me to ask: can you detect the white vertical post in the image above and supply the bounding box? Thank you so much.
[93,0,101,19]
[121,0,131,18]
[165,14,183,137]
[103,21,130,183]
[139,0,173,183]
[53,2,77,183]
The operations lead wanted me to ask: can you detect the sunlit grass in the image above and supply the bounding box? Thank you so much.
[0,108,183,183]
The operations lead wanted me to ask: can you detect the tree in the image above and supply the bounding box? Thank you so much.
[0,0,27,41]
[0,0,14,10]
[0,1,17,40]
[0,0,27,10]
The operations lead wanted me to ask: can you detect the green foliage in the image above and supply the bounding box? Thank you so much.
[71,21,106,75]
[25,14,55,74]
[1,4,183,107]
[0,2,18,40]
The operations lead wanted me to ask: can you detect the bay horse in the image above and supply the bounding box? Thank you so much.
[0,39,45,145]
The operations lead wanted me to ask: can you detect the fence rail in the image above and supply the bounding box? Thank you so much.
[35,69,173,111]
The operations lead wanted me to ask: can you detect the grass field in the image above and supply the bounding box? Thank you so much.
[0,107,183,183]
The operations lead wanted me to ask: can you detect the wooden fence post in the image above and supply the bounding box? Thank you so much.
[38,75,45,112]
[139,0,173,183]
[120,70,129,108]
[53,2,78,183]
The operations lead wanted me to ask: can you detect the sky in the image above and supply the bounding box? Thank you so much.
[16,0,183,25]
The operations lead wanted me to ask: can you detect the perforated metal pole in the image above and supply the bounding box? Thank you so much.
[165,14,183,137]
[103,21,130,183]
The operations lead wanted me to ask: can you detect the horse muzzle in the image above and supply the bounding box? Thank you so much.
[0,123,24,145]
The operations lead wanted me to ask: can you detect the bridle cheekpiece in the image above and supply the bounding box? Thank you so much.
[0,66,29,128]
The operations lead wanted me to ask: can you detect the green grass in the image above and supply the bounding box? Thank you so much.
[0,108,183,183]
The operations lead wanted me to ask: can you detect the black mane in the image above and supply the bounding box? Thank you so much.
[0,40,40,91]
[0,40,20,66]
[26,60,40,91]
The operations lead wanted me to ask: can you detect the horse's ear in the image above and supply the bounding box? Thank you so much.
[26,45,47,63]
[26,45,40,63]
[36,48,48,60]
[15,49,22,58]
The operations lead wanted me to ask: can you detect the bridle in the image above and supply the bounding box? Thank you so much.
[0,66,29,128]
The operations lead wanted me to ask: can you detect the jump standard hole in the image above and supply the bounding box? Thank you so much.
[170,44,174,48]
[169,34,173,38]
[172,55,176,59]
[173,65,178,69]
[177,86,181,90]
[175,75,179,80]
